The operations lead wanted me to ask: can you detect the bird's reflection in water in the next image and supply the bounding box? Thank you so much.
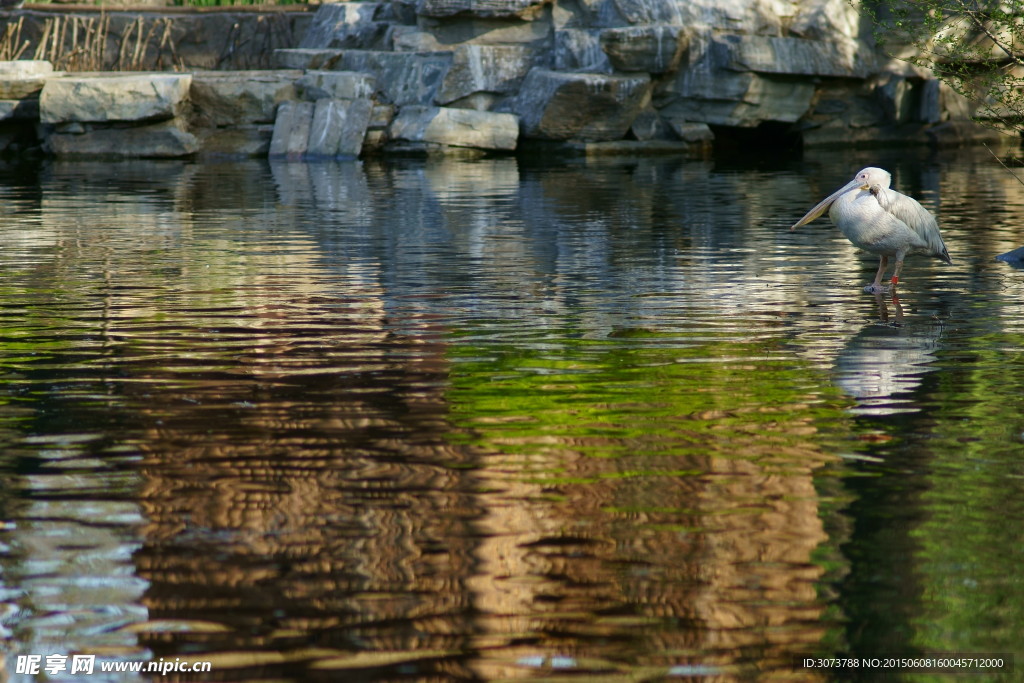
[833,292,941,415]
[875,290,904,325]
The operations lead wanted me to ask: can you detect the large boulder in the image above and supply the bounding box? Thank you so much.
[437,44,537,105]
[713,34,870,78]
[502,68,651,140]
[40,73,192,124]
[190,70,301,126]
[328,51,453,106]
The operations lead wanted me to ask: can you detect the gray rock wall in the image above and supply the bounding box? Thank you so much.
[0,0,1006,160]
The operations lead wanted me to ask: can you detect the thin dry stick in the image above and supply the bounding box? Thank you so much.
[134,18,161,70]
[33,19,51,61]
[116,17,136,69]
[983,143,1024,188]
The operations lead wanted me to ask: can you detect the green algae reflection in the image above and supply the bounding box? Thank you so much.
[445,330,853,674]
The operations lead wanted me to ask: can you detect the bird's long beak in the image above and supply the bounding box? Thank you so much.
[790,178,865,230]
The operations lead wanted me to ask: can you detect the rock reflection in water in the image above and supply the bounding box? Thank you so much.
[7,153,979,681]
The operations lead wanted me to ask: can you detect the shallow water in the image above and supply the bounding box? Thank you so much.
[0,147,1022,681]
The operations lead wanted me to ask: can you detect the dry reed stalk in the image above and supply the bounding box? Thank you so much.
[0,17,28,61]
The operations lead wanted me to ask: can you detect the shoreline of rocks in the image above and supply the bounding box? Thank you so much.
[0,0,1015,161]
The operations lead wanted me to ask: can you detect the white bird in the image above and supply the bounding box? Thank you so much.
[790,167,952,292]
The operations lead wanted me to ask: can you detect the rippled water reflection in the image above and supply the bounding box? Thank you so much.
[0,148,1023,681]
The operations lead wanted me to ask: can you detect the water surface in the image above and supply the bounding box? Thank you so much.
[0,148,1022,681]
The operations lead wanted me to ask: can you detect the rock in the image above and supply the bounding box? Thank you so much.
[600,25,688,73]
[996,246,1024,264]
[0,60,54,78]
[0,60,54,99]
[875,74,917,123]
[417,0,548,20]
[918,84,941,124]
[391,27,446,52]
[554,29,611,73]
[329,51,453,106]
[269,100,315,159]
[196,125,274,158]
[273,49,345,71]
[40,73,192,124]
[662,68,815,127]
[47,118,199,158]
[296,70,377,100]
[713,34,870,78]
[0,98,39,121]
[389,105,518,150]
[667,120,714,143]
[299,2,393,50]
[502,68,651,141]
[630,108,674,140]
[437,44,536,105]
[307,98,374,157]
[190,70,301,126]
[419,14,550,46]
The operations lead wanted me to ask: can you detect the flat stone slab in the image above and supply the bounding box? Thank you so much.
[417,0,546,19]
[47,118,199,158]
[40,73,192,124]
[713,34,869,78]
[190,70,301,126]
[389,105,518,151]
[0,60,54,78]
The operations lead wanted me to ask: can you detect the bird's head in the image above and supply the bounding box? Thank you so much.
[854,167,891,191]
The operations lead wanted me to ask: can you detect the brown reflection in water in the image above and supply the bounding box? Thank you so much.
[24,160,841,681]
[121,270,483,679]
[467,406,835,680]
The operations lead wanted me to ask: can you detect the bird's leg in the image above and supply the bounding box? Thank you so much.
[890,258,906,290]
[864,255,889,293]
